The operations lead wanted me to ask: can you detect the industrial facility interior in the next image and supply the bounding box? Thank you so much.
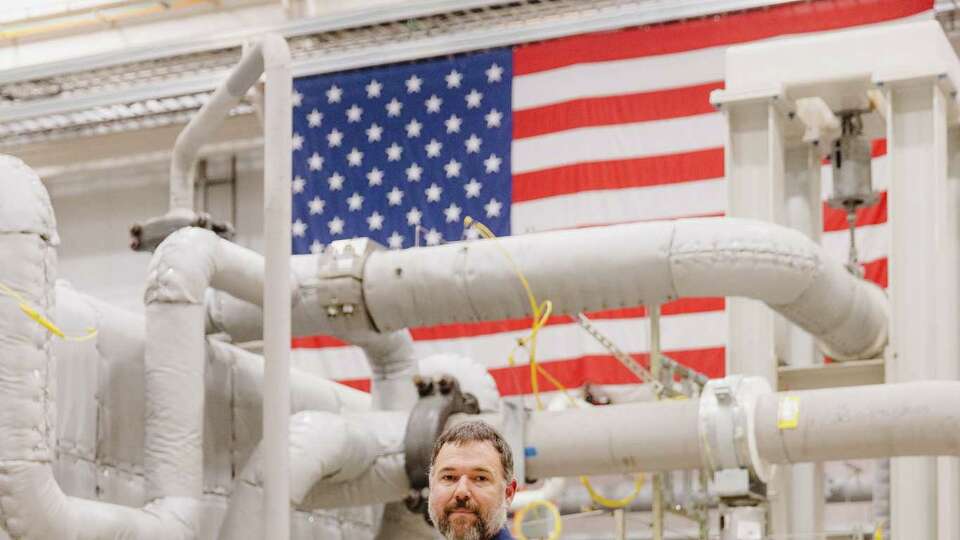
[3,0,960,539]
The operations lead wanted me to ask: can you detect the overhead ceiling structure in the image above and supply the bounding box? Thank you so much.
[0,0,798,152]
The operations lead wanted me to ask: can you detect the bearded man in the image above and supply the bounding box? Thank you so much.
[427,421,517,540]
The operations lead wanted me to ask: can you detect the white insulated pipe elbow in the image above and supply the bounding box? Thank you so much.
[363,217,888,361]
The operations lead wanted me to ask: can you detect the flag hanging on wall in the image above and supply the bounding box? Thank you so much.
[290,0,930,397]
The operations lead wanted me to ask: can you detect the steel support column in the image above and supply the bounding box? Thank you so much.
[886,80,956,539]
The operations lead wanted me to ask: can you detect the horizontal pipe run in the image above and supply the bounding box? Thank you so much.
[755,381,960,464]
[362,217,888,361]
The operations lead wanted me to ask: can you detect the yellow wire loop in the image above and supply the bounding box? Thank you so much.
[579,473,646,509]
[465,216,645,510]
[0,281,98,342]
[512,499,563,540]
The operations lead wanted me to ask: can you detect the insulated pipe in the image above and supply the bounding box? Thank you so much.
[293,380,960,511]
[0,155,191,538]
[755,382,960,464]
[363,217,888,361]
[217,410,408,539]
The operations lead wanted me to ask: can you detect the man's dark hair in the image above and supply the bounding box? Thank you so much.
[430,421,514,482]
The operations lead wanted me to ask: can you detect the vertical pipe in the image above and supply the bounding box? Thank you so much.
[650,304,664,540]
[260,35,293,540]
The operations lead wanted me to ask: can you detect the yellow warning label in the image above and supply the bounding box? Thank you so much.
[777,396,800,430]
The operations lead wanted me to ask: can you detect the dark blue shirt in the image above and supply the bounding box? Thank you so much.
[492,527,514,540]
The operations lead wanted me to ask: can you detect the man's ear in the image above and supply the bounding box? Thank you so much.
[504,478,518,502]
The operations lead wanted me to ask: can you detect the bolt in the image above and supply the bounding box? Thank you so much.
[326,305,339,317]
[414,375,433,397]
[342,303,355,315]
[437,375,455,395]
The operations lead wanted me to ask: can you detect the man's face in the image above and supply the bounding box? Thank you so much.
[428,440,517,540]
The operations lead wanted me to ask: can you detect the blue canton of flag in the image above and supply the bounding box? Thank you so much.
[291,48,513,255]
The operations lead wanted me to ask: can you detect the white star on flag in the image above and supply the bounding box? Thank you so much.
[464,178,482,198]
[387,186,405,206]
[366,79,383,98]
[485,109,502,128]
[386,143,403,161]
[444,114,462,134]
[444,203,462,223]
[308,196,325,215]
[308,152,324,171]
[328,172,345,191]
[367,211,385,231]
[445,69,463,89]
[425,94,443,114]
[310,239,323,254]
[292,90,303,107]
[465,89,483,109]
[346,104,363,123]
[292,218,307,237]
[425,228,443,246]
[366,123,383,142]
[405,75,423,93]
[465,134,482,153]
[293,133,304,151]
[425,183,443,202]
[406,163,423,182]
[465,227,481,241]
[483,153,502,173]
[425,139,443,158]
[485,63,503,83]
[484,198,502,218]
[444,158,462,178]
[347,148,364,167]
[405,118,423,138]
[366,167,384,186]
[386,98,403,117]
[307,109,323,127]
[328,216,344,235]
[326,85,342,103]
[327,128,343,147]
[292,175,306,194]
[406,206,422,226]
[388,231,404,249]
[347,192,364,211]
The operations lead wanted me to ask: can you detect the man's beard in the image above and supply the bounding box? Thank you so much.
[429,497,509,540]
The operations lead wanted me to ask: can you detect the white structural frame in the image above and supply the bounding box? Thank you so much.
[713,20,960,538]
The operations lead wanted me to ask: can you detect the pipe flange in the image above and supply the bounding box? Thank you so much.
[698,375,773,483]
[402,375,481,519]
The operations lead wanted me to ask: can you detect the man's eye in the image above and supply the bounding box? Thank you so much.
[442,475,457,482]
[474,476,488,482]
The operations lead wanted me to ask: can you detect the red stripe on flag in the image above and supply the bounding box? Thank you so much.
[513,148,723,203]
[823,191,887,231]
[334,348,726,396]
[514,0,931,75]
[292,298,726,348]
[513,83,722,139]
[863,257,888,288]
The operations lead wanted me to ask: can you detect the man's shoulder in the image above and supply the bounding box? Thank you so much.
[491,527,514,540]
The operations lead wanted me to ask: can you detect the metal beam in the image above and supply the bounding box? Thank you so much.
[0,0,801,125]
[777,360,885,391]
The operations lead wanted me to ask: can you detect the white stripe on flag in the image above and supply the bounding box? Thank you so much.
[511,113,723,174]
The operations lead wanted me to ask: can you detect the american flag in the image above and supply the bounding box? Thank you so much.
[290,0,929,398]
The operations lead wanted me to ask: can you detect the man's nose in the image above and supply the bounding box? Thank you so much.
[453,476,471,498]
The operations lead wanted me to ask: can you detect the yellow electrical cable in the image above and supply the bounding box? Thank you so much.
[464,217,644,510]
[0,281,97,342]
[512,499,563,540]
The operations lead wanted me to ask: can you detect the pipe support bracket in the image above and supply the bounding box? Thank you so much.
[698,375,772,482]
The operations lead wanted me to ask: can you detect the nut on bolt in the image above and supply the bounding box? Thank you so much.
[437,375,455,395]
[414,375,434,397]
